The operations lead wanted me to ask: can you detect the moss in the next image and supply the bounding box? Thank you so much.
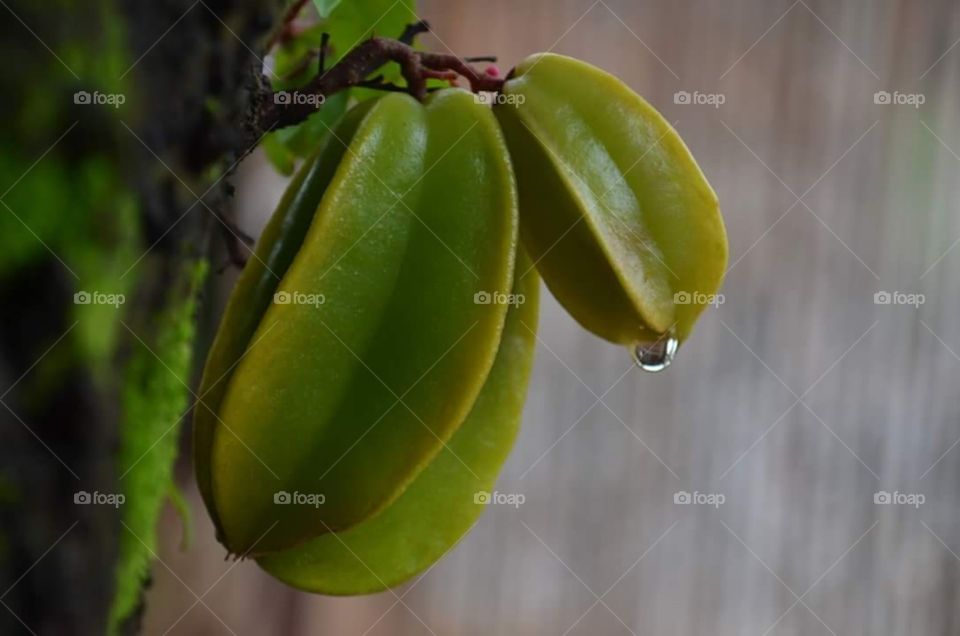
[108,259,208,635]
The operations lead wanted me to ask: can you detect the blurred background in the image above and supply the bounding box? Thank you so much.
[3,0,960,634]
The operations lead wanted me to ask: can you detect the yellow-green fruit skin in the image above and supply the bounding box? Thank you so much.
[196,90,518,555]
[257,252,539,595]
[495,53,727,344]
[194,100,378,540]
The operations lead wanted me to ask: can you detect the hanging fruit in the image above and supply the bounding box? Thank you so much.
[195,21,727,594]
[495,53,727,367]
[196,89,519,556]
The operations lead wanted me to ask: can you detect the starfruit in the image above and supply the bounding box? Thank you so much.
[494,53,728,352]
[258,253,538,594]
[195,89,521,556]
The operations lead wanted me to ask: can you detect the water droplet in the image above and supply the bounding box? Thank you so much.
[632,333,678,372]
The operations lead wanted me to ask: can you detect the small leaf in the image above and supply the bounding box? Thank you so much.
[265,0,419,173]
[271,23,329,90]
[311,0,343,19]
[324,0,418,83]
[262,134,297,176]
[261,91,348,176]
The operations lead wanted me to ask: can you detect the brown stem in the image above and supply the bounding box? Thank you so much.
[252,22,505,134]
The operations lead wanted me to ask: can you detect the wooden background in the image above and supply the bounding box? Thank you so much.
[143,1,960,634]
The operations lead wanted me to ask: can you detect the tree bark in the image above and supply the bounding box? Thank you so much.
[0,1,282,633]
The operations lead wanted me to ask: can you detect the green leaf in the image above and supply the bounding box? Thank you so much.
[264,0,419,173]
[262,133,297,176]
[277,91,349,156]
[311,0,343,19]
[271,23,329,90]
[262,91,349,172]
[324,0,417,80]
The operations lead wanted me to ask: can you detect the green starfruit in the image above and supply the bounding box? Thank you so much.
[195,89,519,555]
[258,252,538,594]
[495,53,727,355]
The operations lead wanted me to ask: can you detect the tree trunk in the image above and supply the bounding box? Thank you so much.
[0,1,281,633]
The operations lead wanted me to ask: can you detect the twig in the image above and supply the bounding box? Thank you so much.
[252,22,505,133]
[398,19,431,45]
[318,32,330,72]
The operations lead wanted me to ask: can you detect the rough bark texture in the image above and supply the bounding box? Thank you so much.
[0,1,281,634]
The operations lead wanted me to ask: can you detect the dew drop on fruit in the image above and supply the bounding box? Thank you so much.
[632,332,678,372]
